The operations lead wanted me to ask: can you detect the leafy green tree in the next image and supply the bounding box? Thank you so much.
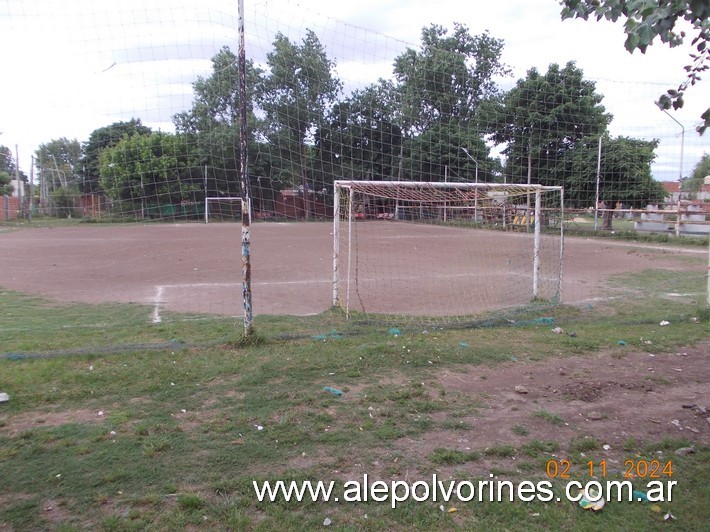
[0,145,27,188]
[81,119,152,193]
[560,0,709,134]
[316,80,403,183]
[257,30,342,218]
[173,46,264,199]
[393,24,509,132]
[391,24,508,182]
[99,132,201,215]
[682,152,710,193]
[491,62,612,191]
[35,138,82,191]
[0,171,13,196]
[563,135,665,228]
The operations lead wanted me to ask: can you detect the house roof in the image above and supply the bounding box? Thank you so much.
[662,181,680,193]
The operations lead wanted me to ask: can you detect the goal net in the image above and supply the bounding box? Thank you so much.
[333,180,564,325]
[204,197,245,223]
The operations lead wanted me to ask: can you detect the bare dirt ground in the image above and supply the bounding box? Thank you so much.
[0,222,705,318]
[398,339,710,475]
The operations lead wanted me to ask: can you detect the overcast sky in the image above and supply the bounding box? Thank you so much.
[1,0,707,181]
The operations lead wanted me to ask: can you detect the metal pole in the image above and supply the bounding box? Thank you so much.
[558,187,565,303]
[332,183,341,307]
[663,110,684,237]
[594,136,602,233]
[443,165,447,222]
[238,0,253,335]
[460,148,479,222]
[29,156,34,222]
[14,145,22,218]
[532,189,542,299]
[204,164,208,224]
[345,187,354,320]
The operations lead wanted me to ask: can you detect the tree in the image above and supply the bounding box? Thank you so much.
[174,46,263,199]
[393,24,509,133]
[0,171,12,196]
[35,138,82,192]
[564,135,666,228]
[682,152,710,193]
[81,119,152,193]
[491,62,612,191]
[560,0,710,134]
[0,145,27,190]
[257,30,342,218]
[389,24,509,182]
[99,132,201,216]
[316,80,403,183]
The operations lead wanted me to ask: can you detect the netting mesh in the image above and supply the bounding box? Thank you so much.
[333,181,564,326]
[0,0,708,347]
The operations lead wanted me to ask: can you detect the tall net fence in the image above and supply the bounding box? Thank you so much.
[1,0,708,348]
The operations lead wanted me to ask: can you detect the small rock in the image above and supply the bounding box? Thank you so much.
[603,444,611,451]
[514,385,529,394]
[674,446,695,456]
[670,419,682,430]
[323,517,332,526]
[568,332,577,338]
[588,412,604,420]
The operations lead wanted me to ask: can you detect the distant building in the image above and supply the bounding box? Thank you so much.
[662,181,680,204]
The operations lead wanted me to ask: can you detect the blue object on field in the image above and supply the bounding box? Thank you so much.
[388,328,401,336]
[617,340,627,346]
[324,387,343,396]
[459,341,469,348]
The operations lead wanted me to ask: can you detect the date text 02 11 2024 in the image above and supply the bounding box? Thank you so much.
[546,459,673,479]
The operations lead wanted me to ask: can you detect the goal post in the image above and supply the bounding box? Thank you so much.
[332,180,565,324]
[204,197,251,223]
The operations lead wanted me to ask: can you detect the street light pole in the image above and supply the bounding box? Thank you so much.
[460,147,479,222]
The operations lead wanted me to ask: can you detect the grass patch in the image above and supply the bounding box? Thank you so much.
[569,436,601,454]
[511,424,529,436]
[534,410,565,426]
[0,265,708,529]
[429,448,480,465]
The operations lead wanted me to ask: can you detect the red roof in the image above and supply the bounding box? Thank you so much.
[662,181,680,193]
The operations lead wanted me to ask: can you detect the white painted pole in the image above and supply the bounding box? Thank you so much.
[345,187,354,320]
[594,136,602,232]
[332,184,341,307]
[532,189,542,299]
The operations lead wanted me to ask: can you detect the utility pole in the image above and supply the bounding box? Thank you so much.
[14,145,23,218]
[663,110,685,238]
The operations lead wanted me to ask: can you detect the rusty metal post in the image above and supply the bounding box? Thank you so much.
[238,0,253,335]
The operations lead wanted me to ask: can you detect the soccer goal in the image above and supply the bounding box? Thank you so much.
[204,197,248,223]
[332,180,565,325]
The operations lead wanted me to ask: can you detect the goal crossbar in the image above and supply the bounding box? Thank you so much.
[332,180,565,321]
[204,196,247,223]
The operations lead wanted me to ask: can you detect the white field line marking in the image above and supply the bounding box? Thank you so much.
[151,285,165,324]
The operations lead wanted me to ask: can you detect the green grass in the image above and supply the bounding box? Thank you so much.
[534,410,566,426]
[0,266,708,530]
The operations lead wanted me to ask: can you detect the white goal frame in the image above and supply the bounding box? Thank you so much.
[204,197,250,223]
[332,180,565,319]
